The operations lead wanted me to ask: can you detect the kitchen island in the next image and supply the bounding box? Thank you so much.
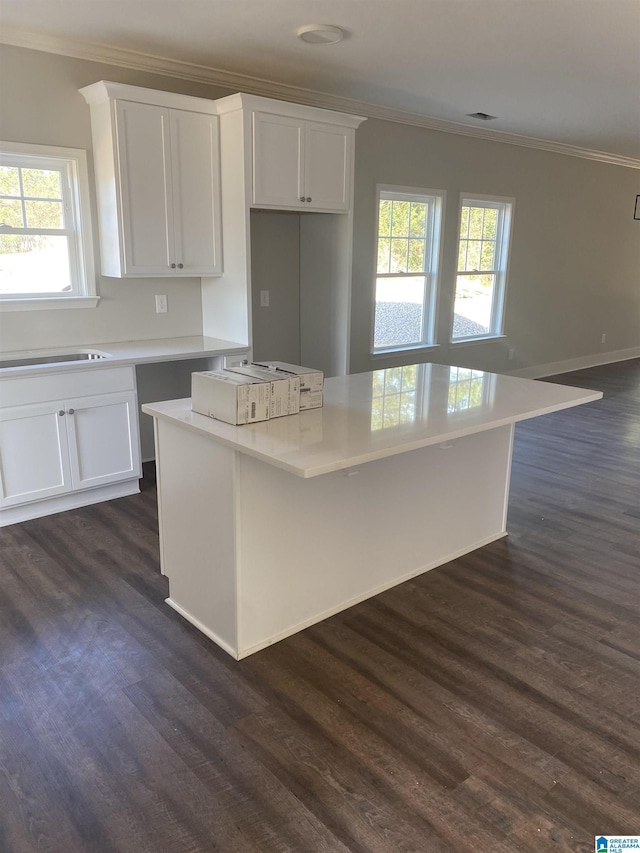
[143,363,601,659]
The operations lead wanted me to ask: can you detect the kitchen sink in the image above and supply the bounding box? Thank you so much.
[0,351,111,369]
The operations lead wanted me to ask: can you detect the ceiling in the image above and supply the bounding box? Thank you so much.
[2,0,640,164]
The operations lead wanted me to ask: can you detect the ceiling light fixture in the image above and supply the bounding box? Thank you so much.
[467,112,498,121]
[297,24,345,45]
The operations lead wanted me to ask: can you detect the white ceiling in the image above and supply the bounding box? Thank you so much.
[2,0,640,164]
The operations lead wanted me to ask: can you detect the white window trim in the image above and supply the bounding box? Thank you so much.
[0,140,98,311]
[371,184,446,355]
[451,193,515,343]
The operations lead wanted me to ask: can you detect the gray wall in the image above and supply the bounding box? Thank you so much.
[250,211,301,363]
[350,119,640,375]
[1,43,638,376]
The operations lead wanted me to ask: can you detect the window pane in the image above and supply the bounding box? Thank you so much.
[0,166,20,196]
[374,275,424,348]
[407,239,425,272]
[391,201,410,237]
[377,237,390,274]
[409,202,426,238]
[0,198,24,227]
[482,207,498,239]
[25,200,64,229]
[464,240,481,271]
[452,274,495,338]
[22,168,62,199]
[0,234,72,294]
[468,207,484,239]
[480,240,496,270]
[457,240,467,270]
[390,238,408,273]
[459,206,470,239]
[378,199,392,237]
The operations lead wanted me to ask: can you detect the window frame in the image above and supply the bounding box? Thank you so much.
[451,193,515,344]
[371,184,445,356]
[0,141,97,311]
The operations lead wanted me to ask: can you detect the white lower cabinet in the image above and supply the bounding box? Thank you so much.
[0,367,141,524]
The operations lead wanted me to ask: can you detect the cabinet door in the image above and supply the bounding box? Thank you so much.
[0,403,72,507]
[115,100,175,275]
[304,122,351,212]
[252,112,305,209]
[169,110,222,275]
[65,392,141,491]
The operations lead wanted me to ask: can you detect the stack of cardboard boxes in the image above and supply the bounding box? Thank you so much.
[191,361,324,425]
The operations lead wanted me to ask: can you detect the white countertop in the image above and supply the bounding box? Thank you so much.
[142,363,603,478]
[0,336,248,378]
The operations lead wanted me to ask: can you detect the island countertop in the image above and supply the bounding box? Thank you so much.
[142,363,602,478]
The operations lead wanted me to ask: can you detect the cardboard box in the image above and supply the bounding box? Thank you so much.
[252,361,324,394]
[299,389,323,411]
[225,365,300,417]
[191,371,270,425]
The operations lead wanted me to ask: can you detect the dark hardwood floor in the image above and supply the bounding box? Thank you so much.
[1,360,639,853]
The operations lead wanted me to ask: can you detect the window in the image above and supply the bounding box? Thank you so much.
[452,195,514,341]
[373,186,444,353]
[0,141,96,309]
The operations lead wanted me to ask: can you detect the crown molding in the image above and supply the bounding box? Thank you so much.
[2,25,639,170]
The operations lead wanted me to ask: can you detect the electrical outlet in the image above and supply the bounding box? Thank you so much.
[601,333,606,345]
[155,294,168,313]
[508,348,515,361]
[260,290,269,308]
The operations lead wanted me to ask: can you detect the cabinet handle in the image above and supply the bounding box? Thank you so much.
[299,196,305,202]
[306,197,312,202]
[58,409,65,417]
[67,408,75,415]
[170,263,177,269]
[177,263,184,269]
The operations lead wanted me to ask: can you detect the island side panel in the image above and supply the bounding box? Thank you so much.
[154,418,240,657]
[235,424,514,656]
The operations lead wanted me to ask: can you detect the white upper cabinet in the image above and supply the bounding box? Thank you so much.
[80,82,222,278]
[252,112,351,212]
[303,121,351,211]
[215,93,365,214]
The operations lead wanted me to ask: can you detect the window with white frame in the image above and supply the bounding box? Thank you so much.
[373,186,444,353]
[0,142,96,307]
[452,195,514,341]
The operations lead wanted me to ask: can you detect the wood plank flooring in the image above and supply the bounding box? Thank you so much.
[1,360,639,852]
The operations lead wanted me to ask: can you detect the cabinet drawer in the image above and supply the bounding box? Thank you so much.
[0,366,136,408]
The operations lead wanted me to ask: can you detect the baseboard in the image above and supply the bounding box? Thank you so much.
[0,479,141,527]
[508,347,640,379]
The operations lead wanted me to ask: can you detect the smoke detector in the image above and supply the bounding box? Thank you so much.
[297,24,345,45]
